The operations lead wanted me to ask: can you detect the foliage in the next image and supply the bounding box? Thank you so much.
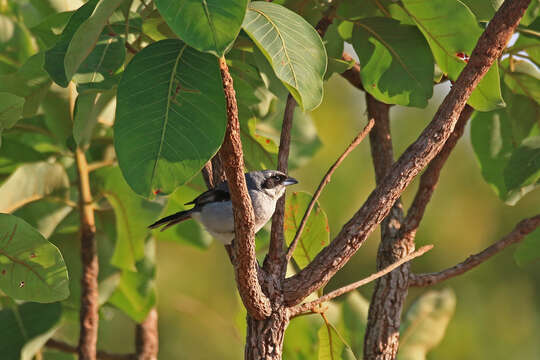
[0,0,538,358]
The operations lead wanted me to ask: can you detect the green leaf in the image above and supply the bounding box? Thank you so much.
[73,89,115,147]
[336,0,393,21]
[0,162,69,213]
[511,35,540,67]
[0,138,48,173]
[351,17,434,107]
[30,11,72,49]
[155,0,248,57]
[460,0,502,21]
[242,1,327,110]
[521,1,540,26]
[502,58,540,105]
[283,312,322,360]
[0,302,62,360]
[93,167,162,271]
[44,0,99,87]
[240,117,278,171]
[402,0,505,111]
[398,289,456,360]
[0,214,70,302]
[0,14,15,43]
[0,53,50,98]
[318,318,357,360]
[514,227,540,267]
[0,92,24,140]
[153,184,212,249]
[64,0,125,82]
[341,292,369,357]
[14,200,72,239]
[108,237,156,322]
[284,191,329,269]
[504,136,540,194]
[114,39,227,197]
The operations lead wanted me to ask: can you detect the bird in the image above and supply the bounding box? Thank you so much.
[148,170,298,244]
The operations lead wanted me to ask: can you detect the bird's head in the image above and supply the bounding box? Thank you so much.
[248,170,298,200]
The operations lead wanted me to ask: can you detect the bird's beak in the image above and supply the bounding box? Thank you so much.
[283,177,298,186]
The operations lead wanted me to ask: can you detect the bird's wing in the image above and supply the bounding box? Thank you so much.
[184,188,230,207]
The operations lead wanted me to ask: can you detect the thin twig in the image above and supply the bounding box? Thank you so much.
[282,0,531,306]
[289,245,433,317]
[409,215,540,287]
[87,160,116,172]
[45,339,134,360]
[218,57,271,320]
[286,119,374,262]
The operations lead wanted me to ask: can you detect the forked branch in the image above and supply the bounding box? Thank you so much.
[282,0,531,307]
[409,215,540,287]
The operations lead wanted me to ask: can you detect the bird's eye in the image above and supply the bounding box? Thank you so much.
[274,174,284,182]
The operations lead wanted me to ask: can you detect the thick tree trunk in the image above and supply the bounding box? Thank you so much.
[363,94,412,360]
[245,308,289,360]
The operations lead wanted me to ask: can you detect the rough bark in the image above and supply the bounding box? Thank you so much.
[245,309,290,360]
[364,94,409,360]
[135,308,159,360]
[75,147,99,360]
[218,57,271,320]
[282,0,530,306]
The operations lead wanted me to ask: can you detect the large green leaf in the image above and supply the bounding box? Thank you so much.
[14,200,72,239]
[242,1,327,110]
[514,227,540,267]
[0,302,62,360]
[398,289,456,360]
[114,39,227,197]
[44,0,99,87]
[153,184,212,249]
[0,162,69,213]
[402,0,505,111]
[93,167,162,271]
[155,0,248,57]
[284,191,329,269]
[504,136,540,194]
[351,17,434,107]
[108,237,156,322]
[64,0,125,82]
[0,214,69,302]
[30,11,73,49]
[460,0,502,21]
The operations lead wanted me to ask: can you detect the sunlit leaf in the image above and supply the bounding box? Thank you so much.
[352,17,434,107]
[14,200,72,239]
[460,0,502,21]
[93,167,162,271]
[64,0,125,82]
[0,302,62,360]
[284,191,329,269]
[398,289,456,360]
[155,0,248,57]
[318,318,357,360]
[0,162,69,213]
[114,39,226,197]
[0,214,69,302]
[402,0,505,111]
[242,1,327,110]
[44,0,99,87]
[501,58,540,105]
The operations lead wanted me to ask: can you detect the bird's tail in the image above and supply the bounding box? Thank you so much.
[148,210,192,232]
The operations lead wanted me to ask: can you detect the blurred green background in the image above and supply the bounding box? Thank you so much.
[95,74,540,359]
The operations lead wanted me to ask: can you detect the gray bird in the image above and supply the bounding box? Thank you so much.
[148,170,298,244]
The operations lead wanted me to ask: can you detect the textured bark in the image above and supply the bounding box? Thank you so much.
[75,147,99,360]
[245,309,289,360]
[282,0,530,306]
[218,57,271,320]
[364,94,409,360]
[136,308,159,360]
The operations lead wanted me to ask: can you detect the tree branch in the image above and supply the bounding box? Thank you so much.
[135,308,158,360]
[399,105,474,244]
[46,340,134,360]
[218,57,271,319]
[409,215,540,287]
[286,119,374,262]
[282,0,531,307]
[289,245,433,317]
[75,147,99,360]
